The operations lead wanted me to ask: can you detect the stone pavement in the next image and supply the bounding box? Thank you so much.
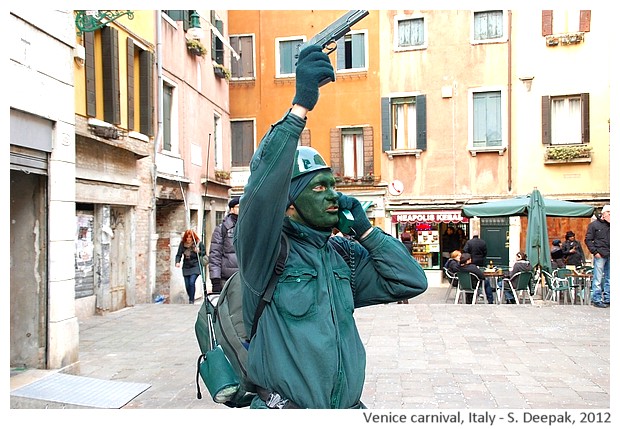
[10,284,611,412]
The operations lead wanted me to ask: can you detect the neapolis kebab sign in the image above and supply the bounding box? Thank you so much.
[392,210,469,224]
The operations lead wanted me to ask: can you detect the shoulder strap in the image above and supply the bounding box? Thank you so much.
[220,222,227,238]
[250,233,290,340]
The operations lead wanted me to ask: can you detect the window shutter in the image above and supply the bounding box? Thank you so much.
[230,36,240,77]
[241,36,254,77]
[579,10,591,32]
[126,38,135,130]
[363,126,374,175]
[416,95,427,150]
[542,10,553,36]
[541,96,551,144]
[581,93,590,143]
[101,26,121,125]
[351,34,364,68]
[139,50,154,137]
[336,38,345,70]
[381,97,392,152]
[215,20,224,64]
[330,127,342,175]
[84,31,96,117]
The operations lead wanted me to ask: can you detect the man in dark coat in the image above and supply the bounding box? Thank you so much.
[561,230,585,267]
[550,239,566,269]
[585,205,610,308]
[463,232,488,267]
[458,252,493,304]
[208,197,239,293]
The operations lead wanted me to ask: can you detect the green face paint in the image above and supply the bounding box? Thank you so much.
[291,171,339,228]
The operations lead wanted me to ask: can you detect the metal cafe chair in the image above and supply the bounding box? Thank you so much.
[501,270,534,305]
[542,270,573,304]
[555,268,583,304]
[455,271,484,305]
[443,267,459,302]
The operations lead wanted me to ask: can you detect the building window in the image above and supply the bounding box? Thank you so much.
[342,128,365,178]
[542,94,589,145]
[471,90,503,149]
[214,114,222,170]
[543,10,591,35]
[473,10,505,42]
[381,95,427,153]
[331,126,374,178]
[277,37,303,77]
[162,80,179,153]
[393,98,418,150]
[395,16,426,50]
[230,35,254,79]
[231,119,255,167]
[336,31,367,71]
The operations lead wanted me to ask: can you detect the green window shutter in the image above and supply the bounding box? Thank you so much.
[581,93,589,143]
[541,96,551,144]
[139,50,154,137]
[84,31,96,117]
[381,97,392,152]
[416,95,427,150]
[126,38,135,130]
[102,26,121,125]
[215,20,224,64]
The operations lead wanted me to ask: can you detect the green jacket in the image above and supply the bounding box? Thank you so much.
[235,111,428,409]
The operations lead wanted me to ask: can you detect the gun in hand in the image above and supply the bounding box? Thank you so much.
[297,10,369,86]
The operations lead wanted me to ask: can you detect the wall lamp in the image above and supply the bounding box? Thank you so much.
[186,11,204,40]
[75,10,134,35]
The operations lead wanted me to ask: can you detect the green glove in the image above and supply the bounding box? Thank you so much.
[292,45,335,111]
[337,192,372,238]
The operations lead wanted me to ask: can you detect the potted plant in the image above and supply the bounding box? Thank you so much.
[186,39,207,57]
[545,145,592,162]
[213,63,231,80]
[214,170,231,181]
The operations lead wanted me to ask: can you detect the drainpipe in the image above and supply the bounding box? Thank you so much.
[507,10,513,193]
[148,11,164,301]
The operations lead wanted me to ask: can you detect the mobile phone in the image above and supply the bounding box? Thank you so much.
[337,209,354,234]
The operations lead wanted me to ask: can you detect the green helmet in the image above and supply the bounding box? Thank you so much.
[291,146,331,179]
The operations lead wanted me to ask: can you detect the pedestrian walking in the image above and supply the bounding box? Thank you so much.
[175,229,206,304]
[585,205,610,308]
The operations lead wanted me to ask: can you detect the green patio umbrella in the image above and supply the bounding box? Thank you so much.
[462,190,595,272]
[525,189,551,273]
[462,194,594,218]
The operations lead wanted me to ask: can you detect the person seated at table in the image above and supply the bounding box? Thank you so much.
[459,252,493,304]
[444,249,461,287]
[502,251,533,304]
[550,239,566,269]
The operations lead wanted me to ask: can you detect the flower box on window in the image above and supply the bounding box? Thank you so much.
[544,145,592,164]
[186,39,207,57]
[213,63,231,80]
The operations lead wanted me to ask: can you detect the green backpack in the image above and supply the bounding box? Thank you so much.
[194,234,289,407]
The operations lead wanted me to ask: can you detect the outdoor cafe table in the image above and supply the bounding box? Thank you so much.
[566,271,593,305]
[483,270,505,304]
